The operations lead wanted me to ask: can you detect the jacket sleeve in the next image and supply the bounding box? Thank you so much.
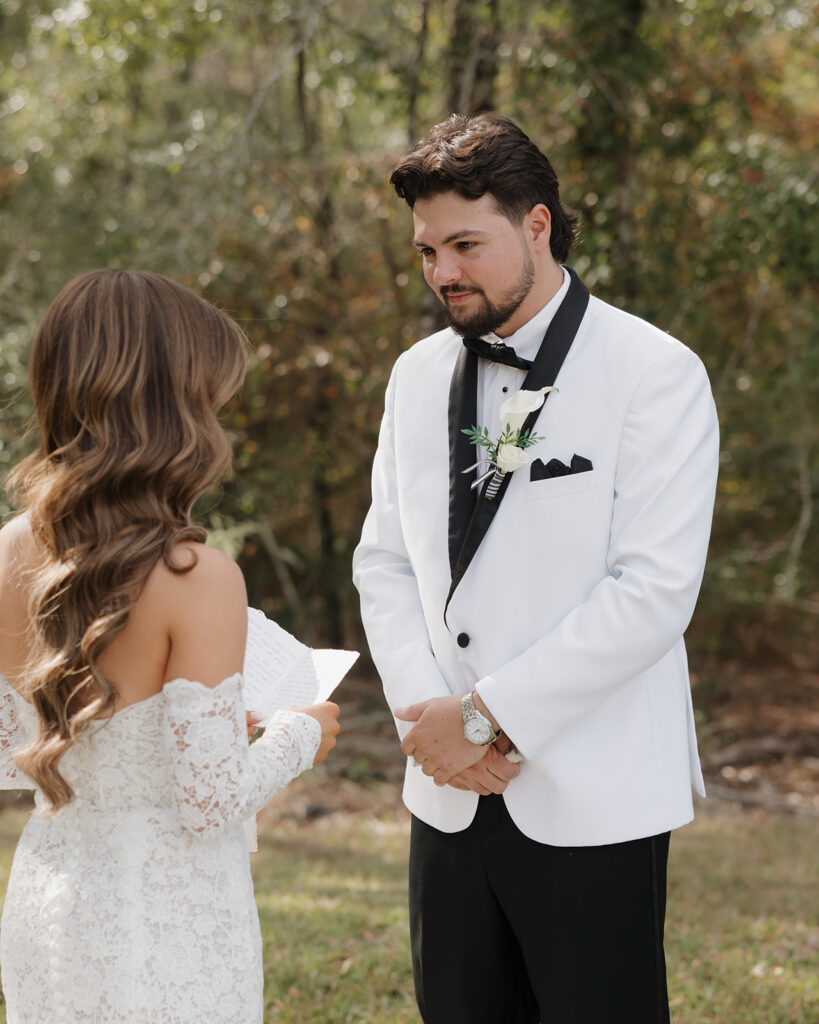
[163,673,320,836]
[353,359,452,716]
[476,343,720,759]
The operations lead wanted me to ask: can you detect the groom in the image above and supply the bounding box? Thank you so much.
[353,113,719,1023]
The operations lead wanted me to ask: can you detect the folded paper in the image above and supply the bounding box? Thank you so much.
[242,607,358,726]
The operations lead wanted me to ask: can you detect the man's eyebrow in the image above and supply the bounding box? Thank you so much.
[413,229,491,249]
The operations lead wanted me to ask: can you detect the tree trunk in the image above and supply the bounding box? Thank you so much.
[569,0,645,306]
[293,30,347,645]
[446,0,501,115]
[407,0,431,143]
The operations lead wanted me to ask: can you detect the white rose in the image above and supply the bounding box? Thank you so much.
[498,386,558,433]
[495,443,529,473]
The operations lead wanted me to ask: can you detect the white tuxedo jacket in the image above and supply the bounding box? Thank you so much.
[353,274,719,846]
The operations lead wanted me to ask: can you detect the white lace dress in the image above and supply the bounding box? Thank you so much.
[0,672,321,1023]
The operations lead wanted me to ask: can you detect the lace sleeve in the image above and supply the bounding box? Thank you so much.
[162,673,321,837]
[0,677,34,790]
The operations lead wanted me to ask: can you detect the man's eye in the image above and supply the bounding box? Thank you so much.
[419,248,434,259]
[457,241,475,250]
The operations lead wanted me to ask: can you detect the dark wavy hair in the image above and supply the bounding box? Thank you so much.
[390,112,579,262]
[7,269,249,810]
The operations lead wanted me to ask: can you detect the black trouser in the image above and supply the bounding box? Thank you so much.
[409,795,670,1024]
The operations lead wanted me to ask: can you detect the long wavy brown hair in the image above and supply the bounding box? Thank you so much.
[6,269,249,810]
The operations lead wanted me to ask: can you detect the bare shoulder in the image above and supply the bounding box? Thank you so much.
[0,514,38,679]
[146,542,248,688]
[0,512,34,560]
[0,513,38,595]
[142,541,245,605]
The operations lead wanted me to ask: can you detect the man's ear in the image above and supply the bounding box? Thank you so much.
[526,203,552,253]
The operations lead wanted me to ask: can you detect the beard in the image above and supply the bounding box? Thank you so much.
[440,249,535,338]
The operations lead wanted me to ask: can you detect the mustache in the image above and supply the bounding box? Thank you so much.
[440,284,484,298]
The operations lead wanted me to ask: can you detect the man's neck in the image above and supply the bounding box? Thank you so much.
[494,260,566,339]
[494,261,566,339]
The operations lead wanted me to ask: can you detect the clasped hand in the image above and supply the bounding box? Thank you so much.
[394,694,520,793]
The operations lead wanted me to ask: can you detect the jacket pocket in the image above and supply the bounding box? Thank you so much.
[525,470,599,501]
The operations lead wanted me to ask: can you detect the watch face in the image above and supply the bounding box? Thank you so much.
[465,717,493,745]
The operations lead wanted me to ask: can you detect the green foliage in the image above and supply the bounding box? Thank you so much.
[462,424,544,462]
[0,0,816,660]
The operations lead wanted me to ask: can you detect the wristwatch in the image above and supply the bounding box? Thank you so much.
[461,693,498,746]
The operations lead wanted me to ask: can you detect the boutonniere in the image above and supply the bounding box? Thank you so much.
[462,386,558,499]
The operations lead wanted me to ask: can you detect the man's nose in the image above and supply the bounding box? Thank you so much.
[431,254,461,286]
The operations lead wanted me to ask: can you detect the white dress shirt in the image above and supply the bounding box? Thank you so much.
[475,267,570,451]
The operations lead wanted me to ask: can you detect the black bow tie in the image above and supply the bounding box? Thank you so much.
[462,336,533,371]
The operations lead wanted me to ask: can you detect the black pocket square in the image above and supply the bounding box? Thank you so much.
[530,454,593,481]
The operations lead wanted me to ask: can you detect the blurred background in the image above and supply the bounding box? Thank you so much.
[1,4,818,1020]
[0,0,817,810]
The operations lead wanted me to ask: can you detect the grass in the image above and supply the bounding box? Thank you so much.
[254,812,416,1022]
[666,806,818,1023]
[0,795,816,1023]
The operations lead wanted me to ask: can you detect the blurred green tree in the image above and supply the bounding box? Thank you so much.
[0,0,816,673]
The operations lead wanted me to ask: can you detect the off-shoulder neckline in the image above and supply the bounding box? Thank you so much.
[162,673,243,695]
[0,671,243,717]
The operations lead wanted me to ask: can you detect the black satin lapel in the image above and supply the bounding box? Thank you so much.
[444,268,590,623]
[520,266,590,397]
[448,346,478,575]
[443,461,514,623]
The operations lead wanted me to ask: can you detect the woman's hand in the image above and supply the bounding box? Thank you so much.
[245,711,262,739]
[294,701,340,765]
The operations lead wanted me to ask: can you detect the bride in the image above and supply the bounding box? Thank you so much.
[0,269,340,1022]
